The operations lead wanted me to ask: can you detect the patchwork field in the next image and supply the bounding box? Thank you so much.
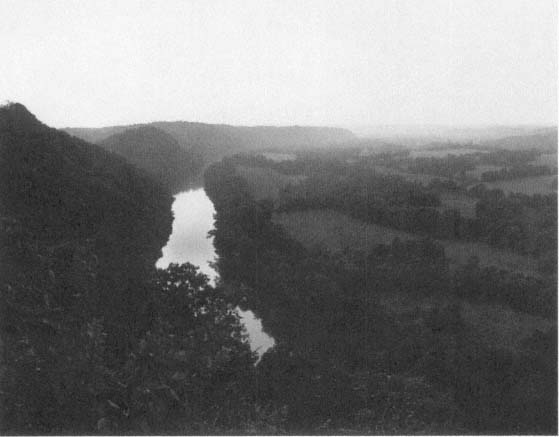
[481,175,557,195]
[273,209,540,277]
[236,165,306,200]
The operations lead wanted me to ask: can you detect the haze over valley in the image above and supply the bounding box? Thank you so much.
[1,0,557,435]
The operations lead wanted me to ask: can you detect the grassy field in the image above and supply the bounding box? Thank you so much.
[236,165,306,200]
[273,209,540,277]
[481,175,557,195]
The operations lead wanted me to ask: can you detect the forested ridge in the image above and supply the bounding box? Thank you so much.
[99,126,202,193]
[66,121,355,164]
[0,104,269,434]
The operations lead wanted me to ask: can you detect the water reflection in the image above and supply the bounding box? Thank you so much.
[237,309,275,357]
[156,189,217,279]
[157,188,275,358]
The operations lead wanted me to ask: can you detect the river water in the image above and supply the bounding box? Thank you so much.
[156,188,275,358]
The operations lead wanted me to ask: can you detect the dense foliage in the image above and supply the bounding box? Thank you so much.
[0,105,272,434]
[480,165,553,181]
[276,171,476,241]
[471,186,557,259]
[380,148,554,181]
[0,220,262,433]
[204,160,557,434]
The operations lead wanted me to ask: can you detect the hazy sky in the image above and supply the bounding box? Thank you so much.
[1,0,557,127]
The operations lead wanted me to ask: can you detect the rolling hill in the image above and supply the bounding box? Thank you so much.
[0,103,172,247]
[65,121,355,163]
[99,126,201,193]
[481,129,558,152]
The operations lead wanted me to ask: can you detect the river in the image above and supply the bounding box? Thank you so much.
[156,188,275,359]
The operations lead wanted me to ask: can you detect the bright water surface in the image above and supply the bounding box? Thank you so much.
[157,189,275,358]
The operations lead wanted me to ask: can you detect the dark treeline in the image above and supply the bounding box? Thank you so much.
[277,171,468,240]
[1,221,261,433]
[362,147,556,182]
[471,186,557,260]
[405,155,478,179]
[275,164,556,260]
[204,160,557,434]
[480,165,555,182]
[362,238,555,318]
[233,143,557,183]
[228,150,354,177]
[481,149,549,167]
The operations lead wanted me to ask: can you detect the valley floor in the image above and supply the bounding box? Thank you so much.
[274,209,541,277]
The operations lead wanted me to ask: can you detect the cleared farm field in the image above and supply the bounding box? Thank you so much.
[481,175,557,195]
[236,165,305,200]
[274,209,540,277]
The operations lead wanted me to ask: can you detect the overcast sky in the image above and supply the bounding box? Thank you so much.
[1,0,556,127]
